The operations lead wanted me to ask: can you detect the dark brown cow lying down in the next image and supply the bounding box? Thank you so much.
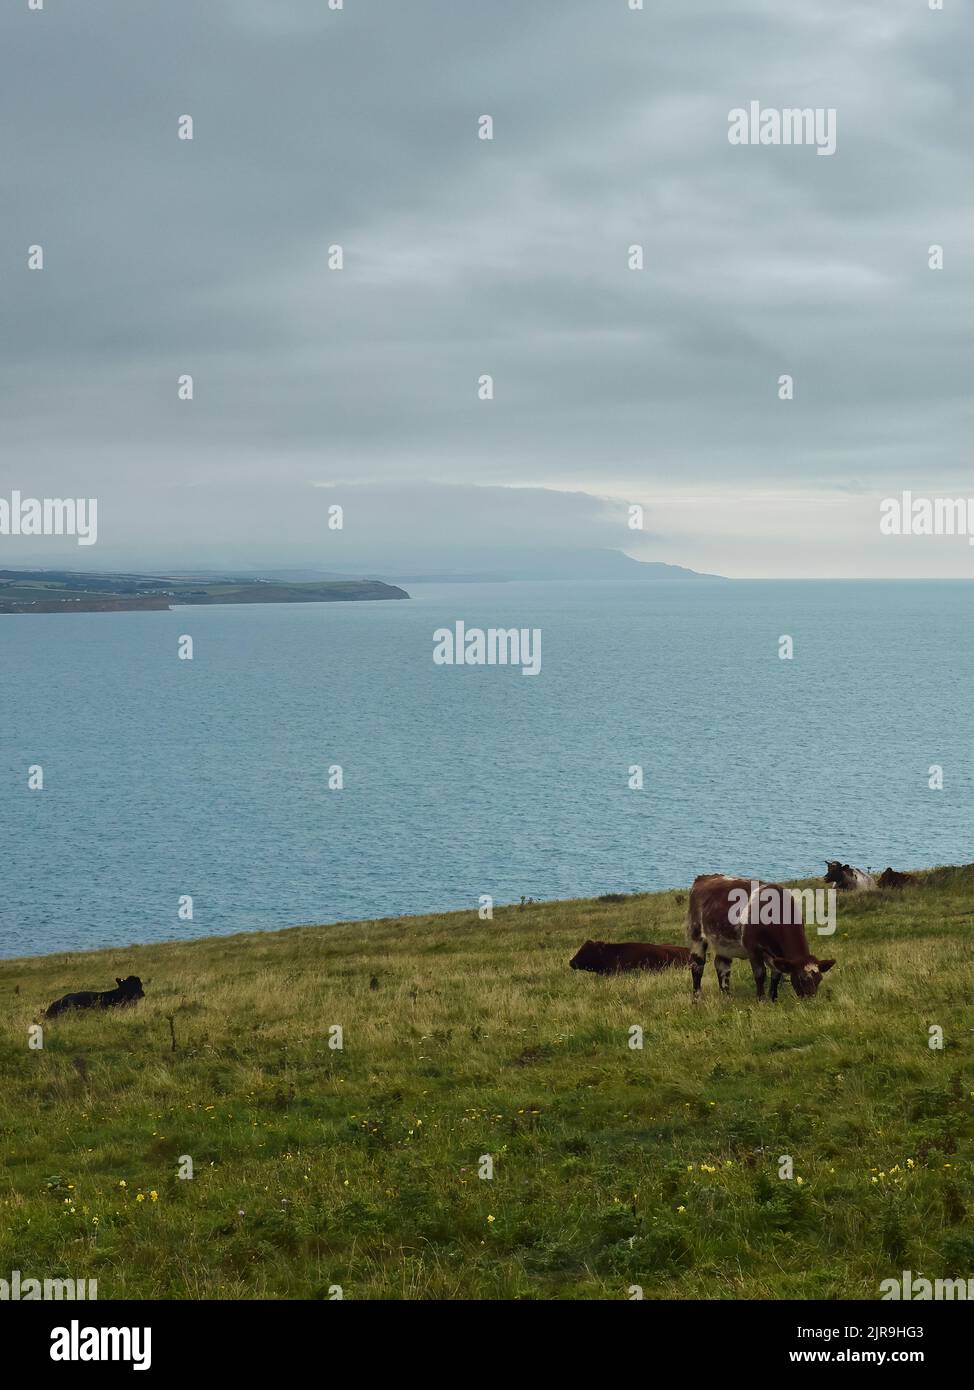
[570,940,691,974]
[687,875,835,1001]
[878,867,914,889]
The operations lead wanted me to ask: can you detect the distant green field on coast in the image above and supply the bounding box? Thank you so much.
[1,868,972,1300]
[0,570,408,613]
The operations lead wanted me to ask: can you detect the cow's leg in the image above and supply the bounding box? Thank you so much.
[714,955,732,994]
[687,902,707,1001]
[769,967,784,1003]
[749,953,767,1000]
[689,940,708,1000]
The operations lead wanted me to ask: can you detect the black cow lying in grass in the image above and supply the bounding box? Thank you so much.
[45,975,145,1018]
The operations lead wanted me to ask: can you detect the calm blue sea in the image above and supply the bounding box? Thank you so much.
[1,579,971,959]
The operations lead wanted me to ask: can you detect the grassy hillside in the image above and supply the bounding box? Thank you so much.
[2,869,973,1300]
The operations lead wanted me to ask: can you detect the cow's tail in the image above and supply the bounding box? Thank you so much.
[685,889,699,949]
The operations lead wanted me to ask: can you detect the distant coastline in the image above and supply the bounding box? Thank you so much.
[0,570,409,614]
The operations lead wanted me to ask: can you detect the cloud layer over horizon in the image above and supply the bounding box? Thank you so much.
[2,0,972,577]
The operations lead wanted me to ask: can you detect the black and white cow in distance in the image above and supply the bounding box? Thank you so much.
[824,861,877,891]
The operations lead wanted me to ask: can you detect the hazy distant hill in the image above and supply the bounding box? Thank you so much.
[217,550,724,584]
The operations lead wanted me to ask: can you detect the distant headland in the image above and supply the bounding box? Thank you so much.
[0,570,410,614]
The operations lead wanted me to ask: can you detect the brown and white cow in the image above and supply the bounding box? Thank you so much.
[570,940,690,974]
[686,874,835,1002]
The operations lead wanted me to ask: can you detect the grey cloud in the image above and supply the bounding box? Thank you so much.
[1,0,971,575]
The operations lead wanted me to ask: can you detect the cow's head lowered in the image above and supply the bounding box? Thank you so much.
[570,941,606,972]
[770,955,836,998]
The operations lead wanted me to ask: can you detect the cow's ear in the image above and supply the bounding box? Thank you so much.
[818,959,836,974]
[116,977,123,985]
[770,956,791,973]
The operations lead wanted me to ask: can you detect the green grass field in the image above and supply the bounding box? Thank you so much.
[2,868,972,1300]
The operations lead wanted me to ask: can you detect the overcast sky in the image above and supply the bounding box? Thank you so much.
[2,0,972,577]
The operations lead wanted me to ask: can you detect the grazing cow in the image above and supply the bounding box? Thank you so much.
[824,861,877,891]
[878,867,914,889]
[686,875,835,1001]
[570,940,690,974]
[45,975,145,1019]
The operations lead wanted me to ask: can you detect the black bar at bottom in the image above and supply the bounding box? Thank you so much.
[3,1297,964,1375]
